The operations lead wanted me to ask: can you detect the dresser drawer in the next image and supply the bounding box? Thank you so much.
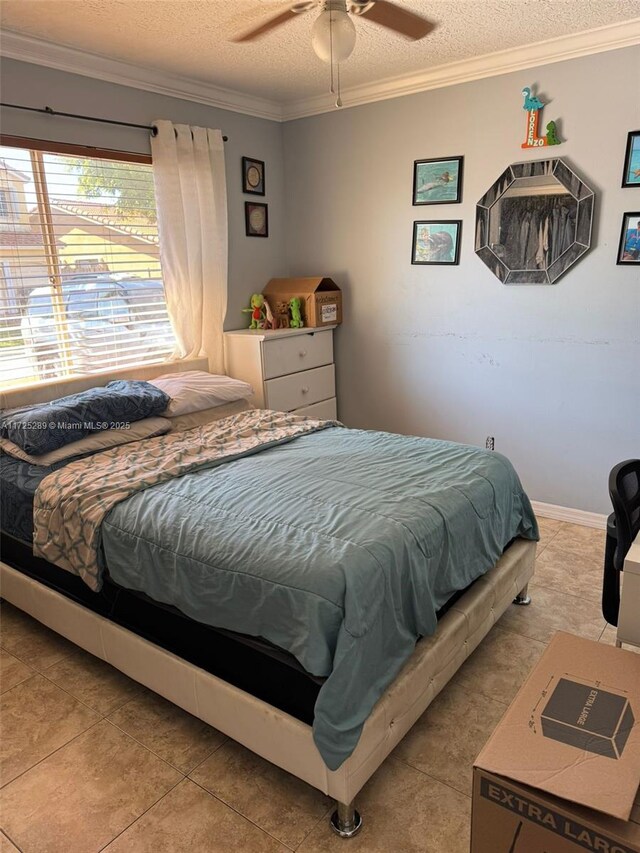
[265,365,335,412]
[295,397,337,420]
[261,330,333,380]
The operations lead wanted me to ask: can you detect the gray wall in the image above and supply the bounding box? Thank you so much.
[283,46,640,514]
[0,58,287,330]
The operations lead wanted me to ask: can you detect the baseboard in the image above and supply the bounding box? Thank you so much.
[531,500,607,530]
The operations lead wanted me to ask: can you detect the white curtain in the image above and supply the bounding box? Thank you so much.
[151,120,228,374]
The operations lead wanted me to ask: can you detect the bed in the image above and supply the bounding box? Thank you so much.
[0,360,537,837]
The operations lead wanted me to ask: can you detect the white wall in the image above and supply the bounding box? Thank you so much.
[283,46,640,514]
[0,58,287,330]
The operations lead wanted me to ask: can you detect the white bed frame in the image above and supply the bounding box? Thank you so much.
[0,362,536,837]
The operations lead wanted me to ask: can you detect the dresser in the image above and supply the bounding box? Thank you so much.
[224,326,337,419]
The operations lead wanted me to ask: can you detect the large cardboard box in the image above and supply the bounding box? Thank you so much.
[263,277,342,328]
[472,632,640,853]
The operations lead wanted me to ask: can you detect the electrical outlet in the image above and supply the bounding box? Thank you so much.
[486,436,495,450]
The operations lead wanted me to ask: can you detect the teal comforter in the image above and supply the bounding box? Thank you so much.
[101,426,537,769]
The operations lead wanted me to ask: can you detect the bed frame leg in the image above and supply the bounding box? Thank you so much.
[513,583,531,606]
[330,800,362,838]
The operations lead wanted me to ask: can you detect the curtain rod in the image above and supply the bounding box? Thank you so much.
[0,103,229,141]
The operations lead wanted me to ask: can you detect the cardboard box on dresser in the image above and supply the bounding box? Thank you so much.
[263,277,342,328]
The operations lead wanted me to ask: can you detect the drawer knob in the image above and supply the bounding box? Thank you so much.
[299,350,307,357]
[301,386,309,393]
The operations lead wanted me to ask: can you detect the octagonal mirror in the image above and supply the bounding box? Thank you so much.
[475,158,594,284]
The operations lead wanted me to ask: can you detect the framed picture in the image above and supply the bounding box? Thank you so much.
[622,131,640,188]
[242,156,265,195]
[413,156,463,205]
[245,202,268,238]
[616,212,640,264]
[412,220,461,265]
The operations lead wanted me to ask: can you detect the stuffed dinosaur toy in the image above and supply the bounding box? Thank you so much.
[545,120,561,146]
[289,297,304,329]
[242,293,265,329]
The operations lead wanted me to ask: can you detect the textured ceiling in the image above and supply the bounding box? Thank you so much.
[1,0,638,103]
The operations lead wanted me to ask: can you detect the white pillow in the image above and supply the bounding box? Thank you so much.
[149,371,253,417]
[168,400,253,431]
[0,417,171,466]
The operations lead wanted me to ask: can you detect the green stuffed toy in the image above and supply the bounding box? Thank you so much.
[242,293,265,329]
[289,297,304,329]
[545,120,561,146]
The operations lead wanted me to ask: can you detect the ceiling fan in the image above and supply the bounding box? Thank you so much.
[232,1,435,64]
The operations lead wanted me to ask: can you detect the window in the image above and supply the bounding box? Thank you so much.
[0,188,13,218]
[0,137,176,389]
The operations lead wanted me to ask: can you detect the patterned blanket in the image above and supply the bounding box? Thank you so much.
[33,409,336,591]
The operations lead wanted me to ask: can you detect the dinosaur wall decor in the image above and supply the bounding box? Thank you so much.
[520,86,562,149]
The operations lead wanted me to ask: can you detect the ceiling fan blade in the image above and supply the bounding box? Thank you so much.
[356,0,434,40]
[231,4,312,43]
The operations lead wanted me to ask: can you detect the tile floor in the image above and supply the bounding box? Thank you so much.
[0,520,635,852]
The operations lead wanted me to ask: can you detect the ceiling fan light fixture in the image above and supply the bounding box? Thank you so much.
[311,7,356,63]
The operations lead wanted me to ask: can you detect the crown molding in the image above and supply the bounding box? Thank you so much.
[0,30,284,122]
[281,17,640,120]
[1,19,639,124]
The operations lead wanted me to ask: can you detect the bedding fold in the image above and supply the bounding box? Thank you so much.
[33,409,336,591]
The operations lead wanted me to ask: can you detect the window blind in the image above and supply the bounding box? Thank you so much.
[0,141,176,389]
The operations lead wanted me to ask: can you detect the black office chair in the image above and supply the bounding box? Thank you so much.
[602,459,640,626]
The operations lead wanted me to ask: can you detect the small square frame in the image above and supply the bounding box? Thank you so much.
[412,220,462,265]
[245,202,269,238]
[242,156,265,195]
[616,212,640,264]
[622,131,640,188]
[413,156,463,205]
